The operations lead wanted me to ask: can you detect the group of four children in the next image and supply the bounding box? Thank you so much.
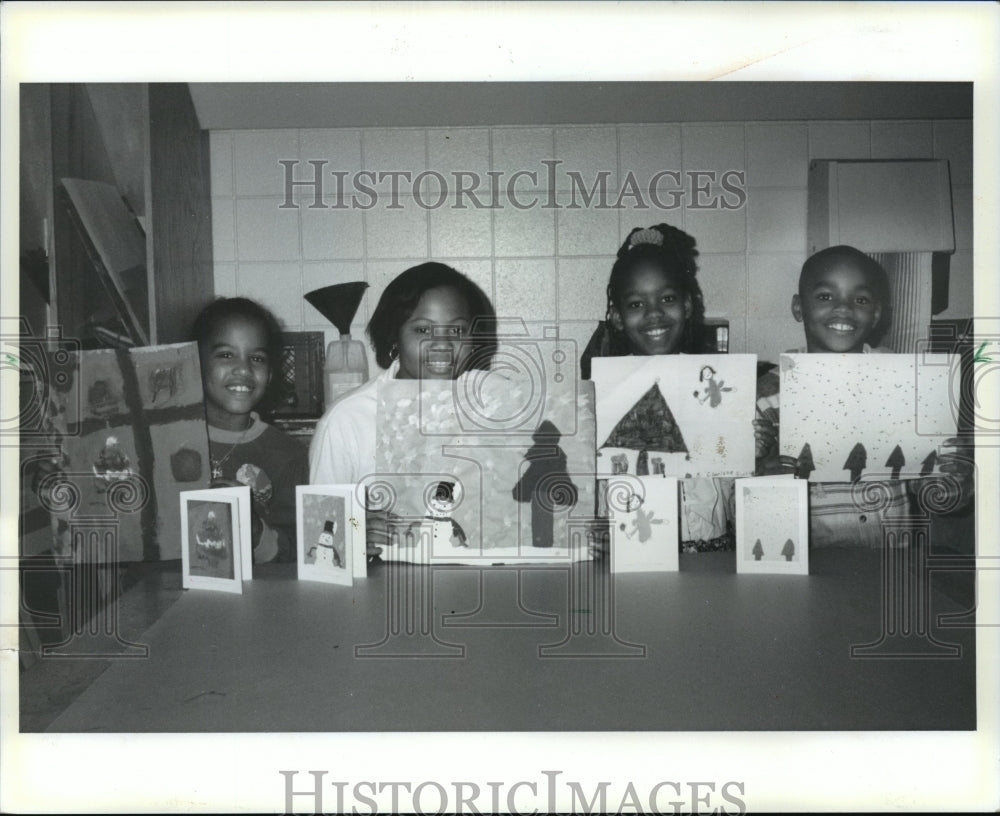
[191,224,973,563]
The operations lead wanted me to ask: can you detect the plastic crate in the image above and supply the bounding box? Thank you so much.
[271,331,325,418]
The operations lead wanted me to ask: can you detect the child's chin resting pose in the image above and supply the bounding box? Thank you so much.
[754,245,973,547]
[192,297,308,563]
[309,262,497,557]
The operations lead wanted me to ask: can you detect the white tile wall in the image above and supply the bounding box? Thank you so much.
[555,126,619,192]
[494,259,556,322]
[429,200,493,258]
[494,197,556,257]
[682,124,745,177]
[747,124,808,188]
[234,198,300,261]
[236,262,304,328]
[233,130,299,197]
[747,188,808,253]
[618,124,682,197]
[491,128,554,195]
[870,121,933,160]
[558,256,613,322]
[209,117,974,369]
[364,195,428,260]
[699,253,748,355]
[299,129,363,180]
[363,129,427,196]
[209,132,234,197]
[214,262,237,297]
[556,192,620,256]
[301,205,364,260]
[808,122,871,160]
[683,199,747,254]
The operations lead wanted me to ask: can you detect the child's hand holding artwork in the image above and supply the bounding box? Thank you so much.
[753,416,792,476]
[933,438,975,510]
[365,511,388,559]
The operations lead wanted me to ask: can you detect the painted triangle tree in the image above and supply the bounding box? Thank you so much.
[752,538,764,561]
[843,442,867,482]
[602,383,687,476]
[797,443,815,480]
[781,538,795,561]
[885,445,906,480]
[920,449,937,476]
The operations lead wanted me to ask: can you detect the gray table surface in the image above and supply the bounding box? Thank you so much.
[44,549,976,732]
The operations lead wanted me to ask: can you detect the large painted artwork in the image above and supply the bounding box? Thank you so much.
[374,369,596,564]
[779,354,959,482]
[591,355,758,478]
[34,342,211,561]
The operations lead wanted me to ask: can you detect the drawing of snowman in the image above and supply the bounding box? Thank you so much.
[308,519,343,568]
[427,481,467,550]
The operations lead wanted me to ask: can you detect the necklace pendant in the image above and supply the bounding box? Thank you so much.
[211,463,223,480]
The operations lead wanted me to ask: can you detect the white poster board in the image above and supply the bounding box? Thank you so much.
[780,353,958,482]
[592,355,758,479]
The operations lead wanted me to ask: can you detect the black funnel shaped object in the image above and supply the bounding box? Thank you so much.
[304,282,369,336]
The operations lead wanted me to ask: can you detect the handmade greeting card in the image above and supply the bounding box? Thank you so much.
[591,355,757,479]
[296,485,365,584]
[735,476,808,575]
[779,354,958,482]
[180,487,252,592]
[35,342,211,561]
[374,367,596,564]
[607,475,680,573]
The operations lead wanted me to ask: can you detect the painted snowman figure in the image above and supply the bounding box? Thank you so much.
[310,519,342,568]
[427,481,467,552]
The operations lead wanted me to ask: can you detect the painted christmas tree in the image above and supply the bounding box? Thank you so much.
[843,442,868,482]
[602,383,687,475]
[781,538,795,561]
[195,510,228,567]
[797,443,815,480]
[885,445,905,480]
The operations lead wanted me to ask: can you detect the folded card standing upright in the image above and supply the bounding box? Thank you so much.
[296,484,366,585]
[180,486,252,593]
[735,476,809,575]
[607,475,680,573]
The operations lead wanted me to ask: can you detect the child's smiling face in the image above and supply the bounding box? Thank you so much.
[396,286,473,380]
[792,262,883,353]
[199,314,272,430]
[609,262,692,356]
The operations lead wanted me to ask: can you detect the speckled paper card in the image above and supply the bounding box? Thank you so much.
[779,353,958,482]
[735,476,808,575]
